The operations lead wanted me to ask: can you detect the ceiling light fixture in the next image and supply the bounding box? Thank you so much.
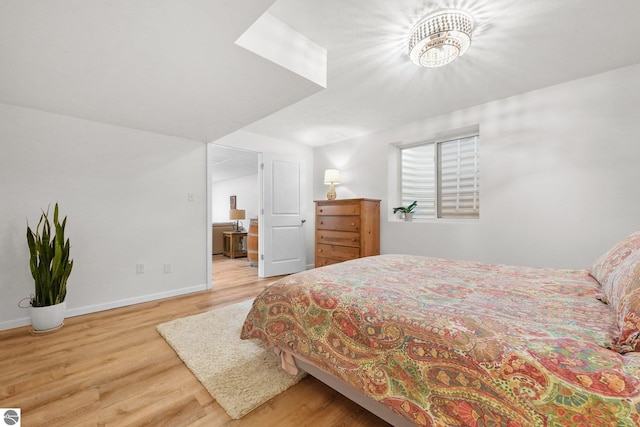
[409,10,473,68]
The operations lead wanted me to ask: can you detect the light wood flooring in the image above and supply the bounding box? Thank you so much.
[0,255,391,427]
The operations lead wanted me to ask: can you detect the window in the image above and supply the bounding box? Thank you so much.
[400,135,479,219]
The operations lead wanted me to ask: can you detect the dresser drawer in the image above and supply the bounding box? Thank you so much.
[316,216,360,231]
[316,243,360,261]
[316,230,360,248]
[316,204,360,216]
[315,256,343,267]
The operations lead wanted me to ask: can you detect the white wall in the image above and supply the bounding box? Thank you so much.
[212,130,315,265]
[212,173,259,225]
[314,63,640,269]
[0,104,208,330]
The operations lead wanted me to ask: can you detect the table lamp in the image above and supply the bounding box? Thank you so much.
[229,209,246,231]
[323,169,340,200]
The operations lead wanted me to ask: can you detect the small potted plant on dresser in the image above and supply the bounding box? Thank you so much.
[25,203,73,333]
[393,200,417,221]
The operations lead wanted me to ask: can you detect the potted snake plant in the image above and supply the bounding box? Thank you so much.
[26,203,73,332]
[393,200,417,221]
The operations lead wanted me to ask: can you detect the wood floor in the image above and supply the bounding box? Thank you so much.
[0,256,391,427]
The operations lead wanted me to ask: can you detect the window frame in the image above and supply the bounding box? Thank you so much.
[396,131,480,222]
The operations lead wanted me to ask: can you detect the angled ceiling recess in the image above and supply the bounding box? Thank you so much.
[0,1,327,143]
[236,12,327,88]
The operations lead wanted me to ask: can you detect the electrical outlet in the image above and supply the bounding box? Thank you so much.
[187,192,196,203]
[136,263,145,274]
[164,263,171,274]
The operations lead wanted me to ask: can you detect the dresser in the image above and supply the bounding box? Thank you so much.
[315,198,380,267]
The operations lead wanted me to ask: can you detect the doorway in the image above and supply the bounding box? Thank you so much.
[208,144,260,288]
[206,143,308,289]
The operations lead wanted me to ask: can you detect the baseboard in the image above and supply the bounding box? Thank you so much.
[0,317,31,331]
[0,284,208,332]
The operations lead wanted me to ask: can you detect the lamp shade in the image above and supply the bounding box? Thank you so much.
[323,169,341,184]
[229,209,246,220]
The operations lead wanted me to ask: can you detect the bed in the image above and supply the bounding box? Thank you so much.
[241,232,640,426]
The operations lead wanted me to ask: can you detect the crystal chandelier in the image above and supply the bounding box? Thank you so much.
[409,10,473,68]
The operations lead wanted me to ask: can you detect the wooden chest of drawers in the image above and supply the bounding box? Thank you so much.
[314,198,380,267]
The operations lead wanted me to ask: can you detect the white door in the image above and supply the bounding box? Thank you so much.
[259,152,306,277]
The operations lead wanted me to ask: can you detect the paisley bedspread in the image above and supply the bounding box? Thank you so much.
[240,255,640,426]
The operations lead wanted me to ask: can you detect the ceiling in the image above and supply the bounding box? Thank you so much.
[2,0,640,148]
[253,0,640,146]
[210,145,259,183]
[0,0,323,143]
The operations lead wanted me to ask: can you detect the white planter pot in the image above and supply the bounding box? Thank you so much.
[30,301,66,332]
[404,212,413,221]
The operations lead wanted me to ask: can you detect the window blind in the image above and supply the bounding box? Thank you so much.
[401,144,436,218]
[400,134,479,220]
[437,136,479,218]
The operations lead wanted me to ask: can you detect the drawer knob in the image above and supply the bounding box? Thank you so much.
[351,222,355,227]
[320,209,323,212]
[352,238,356,242]
[319,249,323,253]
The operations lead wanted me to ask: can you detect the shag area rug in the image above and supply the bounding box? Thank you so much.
[156,299,306,419]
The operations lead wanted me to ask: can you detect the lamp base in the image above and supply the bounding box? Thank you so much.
[326,183,336,200]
